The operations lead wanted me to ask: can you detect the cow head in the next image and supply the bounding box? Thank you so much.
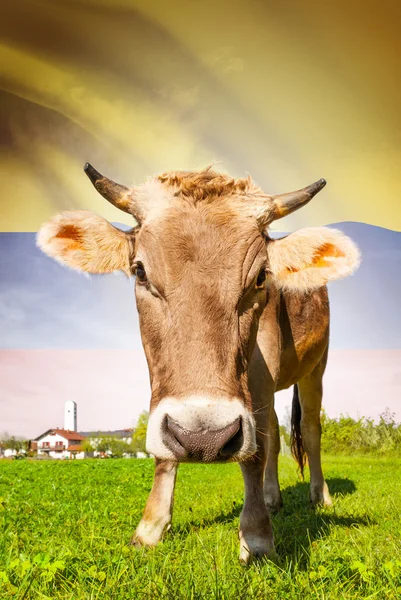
[37,165,360,463]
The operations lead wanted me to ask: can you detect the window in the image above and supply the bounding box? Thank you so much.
[55,441,63,447]
[42,442,50,448]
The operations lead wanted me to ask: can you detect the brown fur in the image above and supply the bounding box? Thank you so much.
[130,459,177,547]
[312,242,346,268]
[157,166,256,200]
[37,211,138,275]
[55,224,83,244]
[135,202,266,408]
[37,167,360,561]
[268,228,360,291]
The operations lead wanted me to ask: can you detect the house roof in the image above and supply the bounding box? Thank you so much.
[68,444,83,452]
[34,429,86,442]
[78,429,132,438]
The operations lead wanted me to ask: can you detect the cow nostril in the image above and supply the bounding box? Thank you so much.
[163,415,243,462]
[219,418,243,458]
[163,416,188,460]
[166,416,188,448]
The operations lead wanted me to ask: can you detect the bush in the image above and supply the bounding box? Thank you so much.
[320,408,401,455]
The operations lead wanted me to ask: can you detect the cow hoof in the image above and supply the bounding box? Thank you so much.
[129,535,146,548]
[239,532,276,565]
[310,481,333,507]
[130,520,169,548]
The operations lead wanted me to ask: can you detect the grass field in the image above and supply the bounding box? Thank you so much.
[0,455,400,599]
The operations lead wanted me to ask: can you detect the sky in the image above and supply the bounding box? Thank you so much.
[2,349,399,439]
[1,222,400,438]
[1,0,401,232]
[1,223,400,351]
[0,1,400,437]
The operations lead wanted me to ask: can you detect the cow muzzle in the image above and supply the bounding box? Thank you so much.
[146,396,257,463]
[163,415,243,462]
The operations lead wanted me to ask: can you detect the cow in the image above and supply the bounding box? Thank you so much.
[37,164,360,563]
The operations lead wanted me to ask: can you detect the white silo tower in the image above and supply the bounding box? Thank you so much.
[65,400,77,431]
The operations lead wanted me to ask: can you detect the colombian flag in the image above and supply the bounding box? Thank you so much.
[1,0,400,437]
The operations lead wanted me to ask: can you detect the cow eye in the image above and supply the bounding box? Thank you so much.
[135,262,147,284]
[256,268,266,288]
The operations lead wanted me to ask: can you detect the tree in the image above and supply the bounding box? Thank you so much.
[279,424,291,448]
[108,438,130,458]
[1,436,27,453]
[81,438,95,454]
[282,406,292,434]
[130,411,149,454]
[92,435,130,458]
[94,435,112,455]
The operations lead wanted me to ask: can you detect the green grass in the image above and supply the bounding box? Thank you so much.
[0,455,400,599]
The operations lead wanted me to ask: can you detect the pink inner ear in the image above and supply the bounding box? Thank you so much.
[312,243,345,268]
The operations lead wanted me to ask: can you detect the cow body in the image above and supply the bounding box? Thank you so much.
[38,165,359,562]
[135,284,331,561]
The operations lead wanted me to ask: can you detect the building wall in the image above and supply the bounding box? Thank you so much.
[37,432,69,454]
[4,448,17,458]
[64,400,77,432]
[47,449,85,460]
[37,432,84,459]
[89,436,132,446]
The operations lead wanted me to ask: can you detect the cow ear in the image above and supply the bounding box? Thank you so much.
[267,227,361,292]
[37,210,136,275]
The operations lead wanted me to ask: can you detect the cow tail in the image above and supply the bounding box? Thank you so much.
[291,384,306,480]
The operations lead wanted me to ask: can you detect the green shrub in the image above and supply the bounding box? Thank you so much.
[320,408,401,455]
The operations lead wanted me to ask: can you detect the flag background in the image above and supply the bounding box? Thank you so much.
[1,0,400,437]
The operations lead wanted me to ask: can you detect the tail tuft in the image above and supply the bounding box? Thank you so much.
[291,384,306,479]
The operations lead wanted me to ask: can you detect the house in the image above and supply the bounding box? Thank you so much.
[3,448,18,458]
[32,428,86,459]
[0,443,18,459]
[0,439,27,459]
[29,427,145,459]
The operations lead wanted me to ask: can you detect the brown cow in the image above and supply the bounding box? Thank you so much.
[37,165,360,563]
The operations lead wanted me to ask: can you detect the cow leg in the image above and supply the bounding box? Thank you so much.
[263,405,283,511]
[239,434,275,564]
[131,459,178,546]
[298,362,332,507]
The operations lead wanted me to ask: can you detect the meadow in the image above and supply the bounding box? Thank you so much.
[0,455,400,599]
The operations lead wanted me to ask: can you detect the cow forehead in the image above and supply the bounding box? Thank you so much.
[135,201,266,273]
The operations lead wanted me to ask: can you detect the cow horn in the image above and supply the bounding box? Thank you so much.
[84,163,134,215]
[84,163,148,224]
[271,178,327,220]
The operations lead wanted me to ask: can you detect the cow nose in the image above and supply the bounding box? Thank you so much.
[163,416,243,462]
